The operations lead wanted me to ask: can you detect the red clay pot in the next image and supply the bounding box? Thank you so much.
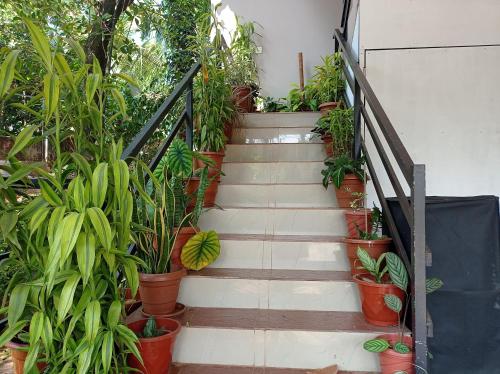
[353,273,406,326]
[127,317,181,374]
[335,174,365,208]
[344,237,392,275]
[185,176,218,208]
[319,101,340,116]
[232,85,253,113]
[195,151,224,181]
[171,226,198,271]
[6,341,47,374]
[378,334,415,374]
[344,209,372,238]
[139,270,187,315]
[322,134,334,157]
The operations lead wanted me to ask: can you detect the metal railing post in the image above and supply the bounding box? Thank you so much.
[412,164,428,373]
[353,79,361,160]
[185,80,194,151]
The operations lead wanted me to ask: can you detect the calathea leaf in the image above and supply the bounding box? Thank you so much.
[363,338,390,353]
[386,252,408,291]
[384,294,403,313]
[426,278,443,294]
[394,342,411,354]
[181,230,221,271]
[356,247,376,274]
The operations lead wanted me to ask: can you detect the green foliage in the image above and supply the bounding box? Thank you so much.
[356,247,388,284]
[181,230,221,271]
[0,23,142,372]
[363,338,390,353]
[228,18,259,87]
[316,106,354,157]
[385,252,409,292]
[357,205,385,240]
[312,52,345,103]
[321,154,365,189]
[140,317,166,338]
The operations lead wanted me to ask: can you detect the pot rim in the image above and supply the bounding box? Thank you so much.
[344,208,372,216]
[198,150,225,157]
[344,237,392,245]
[341,173,364,181]
[353,273,397,288]
[5,340,27,350]
[319,101,340,108]
[139,269,187,282]
[128,317,182,344]
[174,226,199,234]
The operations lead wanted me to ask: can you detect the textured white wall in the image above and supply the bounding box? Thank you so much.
[215,0,343,98]
[357,0,500,200]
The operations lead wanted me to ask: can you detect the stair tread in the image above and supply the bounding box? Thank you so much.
[218,233,345,243]
[178,307,399,334]
[187,268,352,282]
[171,363,377,373]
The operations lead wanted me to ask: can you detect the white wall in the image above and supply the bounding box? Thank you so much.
[215,0,343,98]
[357,0,500,200]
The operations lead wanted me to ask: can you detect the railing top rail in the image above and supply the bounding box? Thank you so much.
[121,61,201,161]
[334,29,415,185]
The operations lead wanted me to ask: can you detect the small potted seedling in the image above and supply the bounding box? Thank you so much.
[362,254,443,374]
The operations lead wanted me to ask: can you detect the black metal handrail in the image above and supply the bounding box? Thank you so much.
[334,29,429,373]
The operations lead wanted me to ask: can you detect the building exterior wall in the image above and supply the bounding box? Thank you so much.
[357,0,500,199]
[216,0,343,98]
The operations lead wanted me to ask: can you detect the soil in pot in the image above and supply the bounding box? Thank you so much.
[171,226,198,272]
[194,151,224,182]
[319,102,340,117]
[139,270,187,315]
[185,176,218,208]
[335,174,365,209]
[353,273,405,326]
[127,317,181,374]
[344,237,392,275]
[377,334,415,374]
[344,209,372,239]
[232,85,253,113]
[6,341,47,374]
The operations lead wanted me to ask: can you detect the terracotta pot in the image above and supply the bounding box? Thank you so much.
[378,334,415,374]
[344,209,372,239]
[319,101,340,116]
[334,174,365,208]
[171,226,198,272]
[224,121,233,144]
[322,134,333,157]
[232,85,254,113]
[344,237,392,275]
[139,270,186,315]
[6,341,47,374]
[127,317,181,374]
[185,176,218,208]
[195,151,224,181]
[353,273,406,326]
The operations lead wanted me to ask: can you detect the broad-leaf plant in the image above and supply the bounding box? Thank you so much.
[0,19,143,372]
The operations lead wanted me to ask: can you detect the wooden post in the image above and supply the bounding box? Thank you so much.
[298,52,305,91]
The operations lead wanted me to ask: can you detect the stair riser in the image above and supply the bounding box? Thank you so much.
[174,327,380,372]
[199,209,347,236]
[224,144,326,162]
[216,184,337,208]
[179,278,360,311]
[240,112,321,128]
[232,128,320,144]
[221,162,325,184]
[211,240,350,271]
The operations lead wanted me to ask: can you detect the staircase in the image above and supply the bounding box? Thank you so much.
[172,112,398,373]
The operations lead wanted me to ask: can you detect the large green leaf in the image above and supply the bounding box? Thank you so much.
[23,341,40,373]
[167,139,192,177]
[24,18,52,70]
[60,213,85,266]
[0,211,17,238]
[87,207,112,250]
[181,230,221,271]
[41,315,53,354]
[39,179,63,207]
[122,258,139,298]
[7,125,38,159]
[101,331,114,373]
[85,73,101,104]
[107,300,121,329]
[363,338,390,353]
[85,300,101,341]
[426,278,443,294]
[384,294,403,313]
[43,72,60,122]
[77,345,93,374]
[57,273,80,324]
[113,159,129,204]
[386,252,408,291]
[29,311,44,347]
[0,50,20,99]
[8,284,30,326]
[356,247,376,274]
[29,206,50,234]
[92,163,108,209]
[0,320,27,347]
[76,232,96,286]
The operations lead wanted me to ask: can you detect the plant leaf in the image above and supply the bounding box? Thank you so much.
[76,232,96,286]
[0,50,20,99]
[87,207,112,250]
[29,311,44,347]
[8,284,30,326]
[113,159,129,204]
[426,278,443,294]
[23,341,40,373]
[384,294,403,313]
[394,342,411,354]
[0,320,27,347]
[60,213,85,266]
[7,125,38,159]
[181,230,221,271]
[107,300,121,329]
[24,18,52,70]
[386,252,408,291]
[363,338,390,353]
[92,162,108,208]
[57,273,80,324]
[39,179,63,207]
[43,72,60,122]
[102,331,114,373]
[167,139,192,177]
[85,300,101,341]
[122,258,139,298]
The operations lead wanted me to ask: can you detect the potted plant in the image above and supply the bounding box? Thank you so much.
[363,254,443,373]
[343,192,372,239]
[321,154,366,209]
[133,160,221,316]
[0,21,143,372]
[312,53,345,116]
[228,18,260,113]
[127,316,181,374]
[345,205,391,275]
